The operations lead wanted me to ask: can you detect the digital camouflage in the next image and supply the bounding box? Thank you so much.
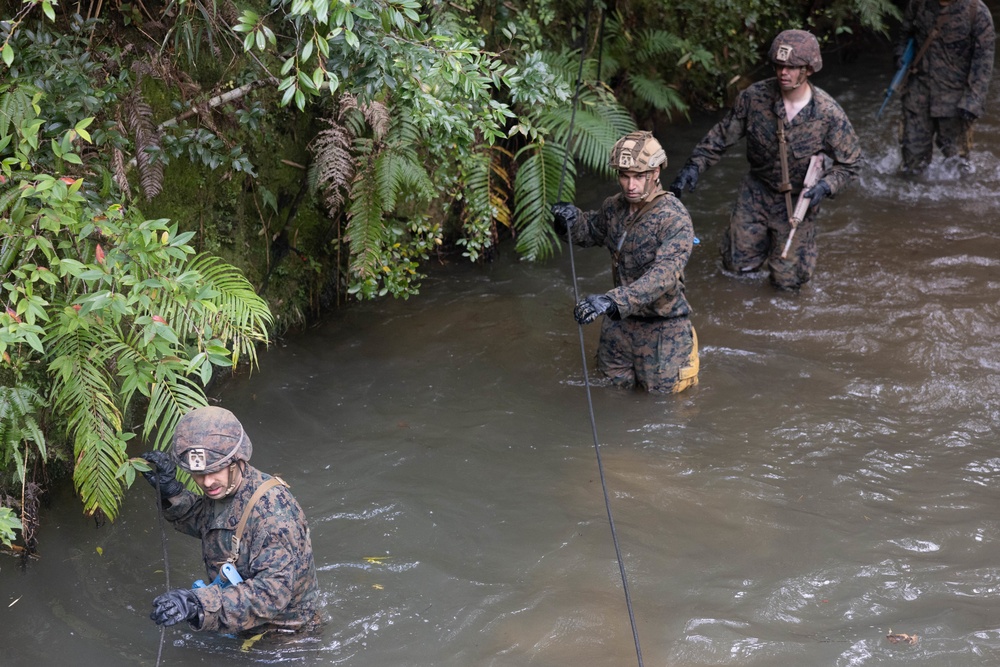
[560,188,698,392]
[898,0,994,172]
[685,78,860,288]
[164,465,322,636]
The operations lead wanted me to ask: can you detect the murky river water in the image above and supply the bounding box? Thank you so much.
[5,39,1000,667]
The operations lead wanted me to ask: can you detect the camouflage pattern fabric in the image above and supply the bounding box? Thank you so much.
[721,173,819,288]
[561,188,698,392]
[899,103,973,171]
[899,0,994,172]
[685,78,860,289]
[598,317,699,393]
[164,465,322,636]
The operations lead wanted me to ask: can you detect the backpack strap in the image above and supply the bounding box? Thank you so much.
[228,476,288,564]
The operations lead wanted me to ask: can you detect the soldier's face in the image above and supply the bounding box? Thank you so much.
[775,64,809,91]
[618,169,656,203]
[192,464,243,499]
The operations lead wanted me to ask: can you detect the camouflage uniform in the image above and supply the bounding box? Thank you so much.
[164,464,322,636]
[563,189,699,393]
[898,0,995,173]
[686,79,860,289]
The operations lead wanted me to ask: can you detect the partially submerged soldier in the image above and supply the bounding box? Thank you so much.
[550,130,699,394]
[896,0,994,176]
[669,30,860,290]
[141,406,322,638]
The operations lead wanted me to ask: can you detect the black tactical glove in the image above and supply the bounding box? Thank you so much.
[669,163,700,199]
[150,588,202,627]
[958,108,977,123]
[574,294,618,325]
[550,202,578,236]
[141,450,184,500]
[804,180,831,209]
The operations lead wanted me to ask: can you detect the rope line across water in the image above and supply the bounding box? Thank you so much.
[555,5,644,666]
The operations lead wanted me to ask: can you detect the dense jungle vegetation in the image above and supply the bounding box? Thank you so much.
[0,0,901,551]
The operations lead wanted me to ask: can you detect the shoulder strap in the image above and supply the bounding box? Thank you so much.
[228,476,289,563]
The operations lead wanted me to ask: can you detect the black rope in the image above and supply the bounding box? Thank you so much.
[153,477,171,667]
[555,5,644,667]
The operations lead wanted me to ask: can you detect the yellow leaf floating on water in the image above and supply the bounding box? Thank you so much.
[372,584,384,590]
[241,633,265,652]
[96,546,103,556]
[363,556,390,564]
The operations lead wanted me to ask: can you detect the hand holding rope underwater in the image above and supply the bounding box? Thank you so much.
[554,5,644,666]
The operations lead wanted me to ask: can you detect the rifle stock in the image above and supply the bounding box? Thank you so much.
[781,155,825,259]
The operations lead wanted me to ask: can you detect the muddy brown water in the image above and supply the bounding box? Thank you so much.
[4,47,1000,667]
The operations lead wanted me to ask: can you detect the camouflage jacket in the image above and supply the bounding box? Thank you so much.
[899,0,995,118]
[565,188,693,319]
[686,78,860,197]
[164,465,321,635]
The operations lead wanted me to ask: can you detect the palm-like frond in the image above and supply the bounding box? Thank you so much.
[0,82,38,140]
[346,153,387,283]
[182,254,272,365]
[513,142,575,261]
[0,386,47,484]
[627,73,686,116]
[46,323,128,518]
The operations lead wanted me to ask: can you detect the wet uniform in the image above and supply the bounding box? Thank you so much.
[164,465,321,636]
[563,188,699,393]
[898,0,995,173]
[686,78,860,288]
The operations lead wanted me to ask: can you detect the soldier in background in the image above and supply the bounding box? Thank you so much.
[669,30,860,290]
[897,0,994,176]
[550,131,699,394]
[141,406,322,638]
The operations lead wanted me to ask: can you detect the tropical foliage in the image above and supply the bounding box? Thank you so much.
[1,0,901,546]
[0,79,271,538]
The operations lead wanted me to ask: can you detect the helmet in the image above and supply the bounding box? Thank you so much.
[172,406,253,474]
[769,30,822,73]
[609,131,667,172]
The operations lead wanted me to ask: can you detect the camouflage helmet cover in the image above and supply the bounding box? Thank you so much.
[769,29,822,74]
[608,131,667,172]
[172,406,253,474]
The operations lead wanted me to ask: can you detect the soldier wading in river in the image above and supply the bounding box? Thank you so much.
[551,130,699,394]
[141,406,322,638]
[670,29,861,290]
[896,0,995,176]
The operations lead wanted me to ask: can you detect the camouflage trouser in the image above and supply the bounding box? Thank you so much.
[719,174,818,290]
[901,80,974,173]
[597,316,699,394]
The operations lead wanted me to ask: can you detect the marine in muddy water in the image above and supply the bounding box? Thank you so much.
[551,130,699,394]
[141,406,322,638]
[896,0,994,176]
[669,29,860,290]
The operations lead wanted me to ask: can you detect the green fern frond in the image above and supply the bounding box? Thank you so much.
[627,73,686,116]
[0,83,39,141]
[143,372,207,453]
[513,142,574,261]
[346,158,388,281]
[184,254,271,366]
[633,28,686,62]
[0,385,47,483]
